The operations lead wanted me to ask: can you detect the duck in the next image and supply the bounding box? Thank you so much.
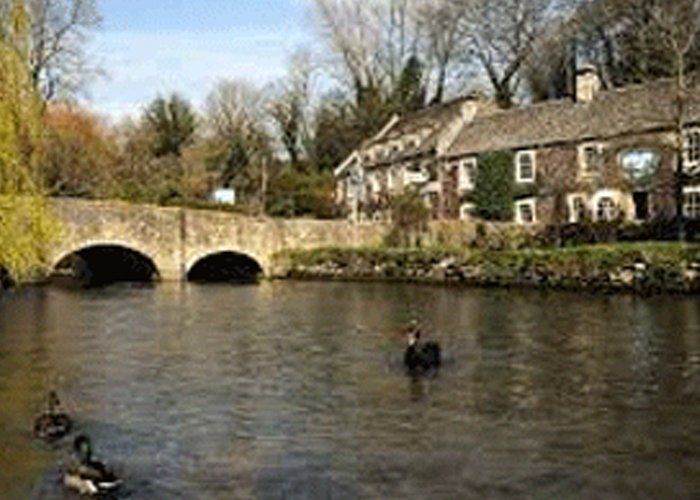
[403,322,441,373]
[64,434,122,496]
[33,391,72,441]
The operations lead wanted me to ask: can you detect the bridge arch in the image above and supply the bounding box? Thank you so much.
[52,241,160,285]
[186,250,263,283]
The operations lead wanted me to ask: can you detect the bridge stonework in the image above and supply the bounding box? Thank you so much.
[49,199,387,281]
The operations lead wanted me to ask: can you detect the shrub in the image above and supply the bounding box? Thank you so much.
[473,151,515,221]
[384,190,431,247]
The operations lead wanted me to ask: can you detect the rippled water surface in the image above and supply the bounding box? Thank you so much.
[1,282,700,499]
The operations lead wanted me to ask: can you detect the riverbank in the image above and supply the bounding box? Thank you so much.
[273,243,700,294]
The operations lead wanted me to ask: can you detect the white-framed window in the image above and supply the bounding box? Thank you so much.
[515,150,536,183]
[567,193,587,223]
[367,172,381,194]
[684,186,700,220]
[458,157,477,191]
[460,203,476,220]
[684,128,700,170]
[596,197,618,221]
[387,168,394,191]
[579,142,605,175]
[515,198,537,225]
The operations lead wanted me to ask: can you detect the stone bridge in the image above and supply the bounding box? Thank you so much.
[48,198,386,281]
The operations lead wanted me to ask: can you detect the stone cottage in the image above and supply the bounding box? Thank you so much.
[334,94,499,221]
[335,68,700,226]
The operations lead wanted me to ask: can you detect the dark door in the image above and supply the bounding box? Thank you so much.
[633,192,649,220]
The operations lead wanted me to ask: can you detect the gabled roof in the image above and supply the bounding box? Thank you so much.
[447,78,700,158]
[362,95,476,148]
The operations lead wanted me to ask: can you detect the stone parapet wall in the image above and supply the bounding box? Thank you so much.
[47,198,389,281]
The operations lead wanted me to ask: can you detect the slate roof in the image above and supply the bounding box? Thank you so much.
[363,95,474,148]
[447,78,700,157]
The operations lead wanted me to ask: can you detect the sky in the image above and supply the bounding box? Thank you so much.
[87,0,314,121]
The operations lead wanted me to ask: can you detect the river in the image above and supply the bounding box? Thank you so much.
[1,282,699,499]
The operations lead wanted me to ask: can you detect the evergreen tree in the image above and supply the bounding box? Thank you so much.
[473,152,515,221]
[143,93,197,157]
[392,55,426,114]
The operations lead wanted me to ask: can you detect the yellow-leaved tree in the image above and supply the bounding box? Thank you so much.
[0,0,56,283]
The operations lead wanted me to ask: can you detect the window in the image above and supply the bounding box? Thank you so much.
[596,197,618,221]
[568,194,587,223]
[458,158,477,191]
[515,198,537,225]
[684,129,700,169]
[684,186,700,220]
[620,148,661,189]
[516,151,536,182]
[579,143,604,174]
[387,169,394,191]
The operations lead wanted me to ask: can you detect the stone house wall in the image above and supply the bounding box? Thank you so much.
[439,129,683,226]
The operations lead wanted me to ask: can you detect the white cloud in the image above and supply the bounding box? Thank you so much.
[85,27,310,122]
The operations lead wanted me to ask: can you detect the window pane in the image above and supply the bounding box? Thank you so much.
[684,192,700,219]
[687,132,700,165]
[519,154,533,180]
[597,197,616,221]
[519,203,534,223]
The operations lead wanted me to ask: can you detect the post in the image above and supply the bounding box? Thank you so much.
[260,157,268,217]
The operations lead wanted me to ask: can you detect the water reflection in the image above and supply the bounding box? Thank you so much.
[0,283,699,498]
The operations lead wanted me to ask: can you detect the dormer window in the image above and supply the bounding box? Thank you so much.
[516,151,536,183]
[579,143,604,175]
[684,129,700,170]
[458,158,477,191]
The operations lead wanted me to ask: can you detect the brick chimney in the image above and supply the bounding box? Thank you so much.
[576,65,602,103]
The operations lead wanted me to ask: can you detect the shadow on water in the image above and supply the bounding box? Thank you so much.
[0,266,14,289]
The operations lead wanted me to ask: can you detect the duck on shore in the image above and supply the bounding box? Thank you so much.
[64,434,122,496]
[403,321,441,373]
[33,391,72,441]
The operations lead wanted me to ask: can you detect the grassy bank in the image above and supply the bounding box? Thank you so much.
[273,243,700,294]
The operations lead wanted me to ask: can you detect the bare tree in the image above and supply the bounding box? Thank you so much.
[413,0,470,104]
[1,0,102,100]
[268,50,313,167]
[204,79,273,209]
[646,0,700,239]
[206,79,267,140]
[313,0,426,106]
[453,0,573,108]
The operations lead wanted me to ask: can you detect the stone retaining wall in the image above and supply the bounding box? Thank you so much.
[274,246,700,294]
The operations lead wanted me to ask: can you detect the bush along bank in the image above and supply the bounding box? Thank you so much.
[272,244,700,294]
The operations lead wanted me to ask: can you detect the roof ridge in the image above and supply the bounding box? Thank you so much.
[396,94,473,122]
